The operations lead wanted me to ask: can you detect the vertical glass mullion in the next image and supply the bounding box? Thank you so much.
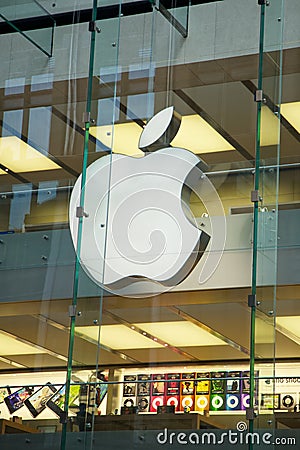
[251,0,284,437]
[248,1,266,437]
[61,1,99,449]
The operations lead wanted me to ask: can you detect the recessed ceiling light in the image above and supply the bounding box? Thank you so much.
[277,316,300,339]
[76,325,163,350]
[90,123,144,157]
[90,113,237,157]
[281,102,300,133]
[172,115,234,153]
[134,321,227,347]
[260,106,280,146]
[0,331,44,355]
[0,136,61,172]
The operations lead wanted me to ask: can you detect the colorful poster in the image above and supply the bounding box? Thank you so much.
[210,372,226,411]
[226,371,241,411]
[166,373,180,411]
[195,372,210,412]
[123,375,136,397]
[137,374,151,396]
[241,370,259,409]
[260,393,280,410]
[166,373,180,396]
[180,373,195,411]
[150,374,165,412]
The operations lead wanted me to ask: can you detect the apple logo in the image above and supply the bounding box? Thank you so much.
[69,107,225,297]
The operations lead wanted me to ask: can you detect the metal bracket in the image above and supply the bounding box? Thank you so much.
[254,90,263,102]
[68,305,77,318]
[251,190,260,202]
[246,407,256,420]
[248,294,257,308]
[89,21,101,33]
[76,206,89,218]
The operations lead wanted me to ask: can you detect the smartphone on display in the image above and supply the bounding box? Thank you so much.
[24,383,58,417]
[4,387,34,414]
[0,387,11,404]
[96,382,108,406]
[46,384,80,419]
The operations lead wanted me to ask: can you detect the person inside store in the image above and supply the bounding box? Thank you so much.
[76,371,107,432]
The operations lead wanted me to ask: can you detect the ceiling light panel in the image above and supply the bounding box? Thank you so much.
[281,102,300,133]
[255,318,275,344]
[0,136,61,172]
[260,106,280,146]
[90,114,237,156]
[277,316,300,338]
[171,115,234,153]
[90,123,144,157]
[135,321,227,347]
[0,331,44,355]
[76,325,164,350]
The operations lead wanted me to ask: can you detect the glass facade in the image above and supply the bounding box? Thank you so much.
[0,0,299,448]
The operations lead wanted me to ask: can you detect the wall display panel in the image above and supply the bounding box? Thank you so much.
[209,372,226,412]
[180,373,195,412]
[225,371,241,411]
[150,374,166,412]
[115,364,300,418]
[166,373,180,411]
[195,372,210,412]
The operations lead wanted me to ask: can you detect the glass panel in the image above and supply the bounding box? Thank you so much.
[253,0,285,438]
[64,1,122,447]
[0,0,55,57]
[156,0,189,38]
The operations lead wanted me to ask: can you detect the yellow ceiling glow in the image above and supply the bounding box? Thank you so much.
[260,106,280,147]
[255,318,275,344]
[135,321,226,347]
[171,115,234,154]
[76,325,163,350]
[0,331,43,356]
[281,102,300,133]
[277,316,300,338]
[90,114,236,156]
[90,123,144,157]
[0,136,61,172]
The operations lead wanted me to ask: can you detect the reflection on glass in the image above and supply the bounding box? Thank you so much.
[9,183,32,231]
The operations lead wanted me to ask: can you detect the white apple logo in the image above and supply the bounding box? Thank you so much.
[69,107,225,297]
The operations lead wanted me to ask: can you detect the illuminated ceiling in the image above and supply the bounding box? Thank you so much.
[281,102,300,134]
[0,136,61,173]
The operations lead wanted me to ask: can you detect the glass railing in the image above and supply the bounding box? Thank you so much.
[0,0,55,57]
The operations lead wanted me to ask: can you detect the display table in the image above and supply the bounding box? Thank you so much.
[0,419,40,434]
[275,412,300,429]
[93,413,220,431]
